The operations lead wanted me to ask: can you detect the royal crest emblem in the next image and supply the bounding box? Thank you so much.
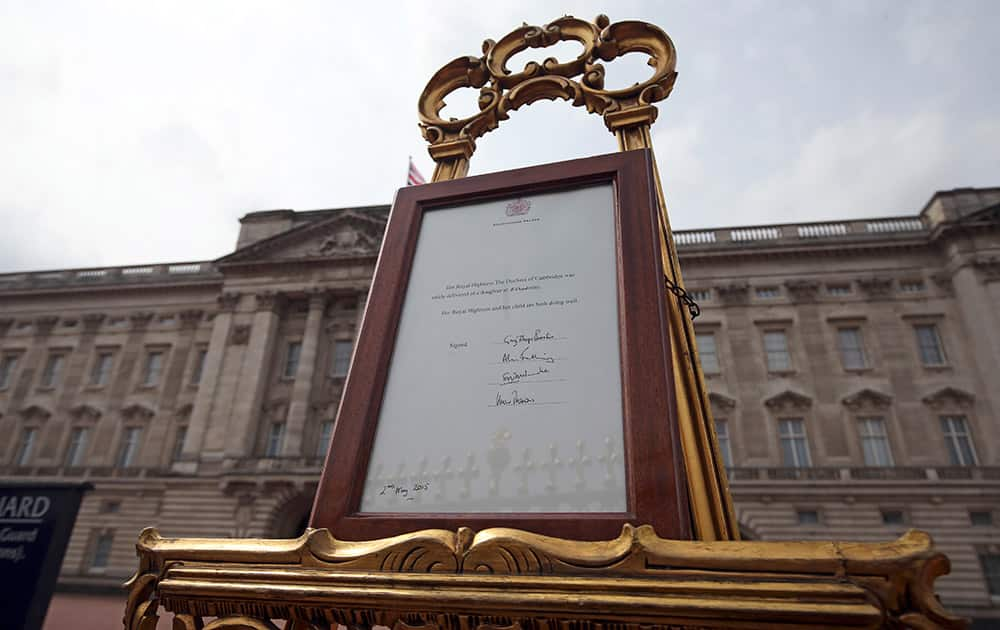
[505,198,531,217]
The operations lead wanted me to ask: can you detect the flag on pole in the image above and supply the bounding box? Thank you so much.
[406,157,426,186]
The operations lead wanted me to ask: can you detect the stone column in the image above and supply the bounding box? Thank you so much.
[283,290,328,456]
[179,292,239,470]
[224,291,283,458]
[949,263,1000,454]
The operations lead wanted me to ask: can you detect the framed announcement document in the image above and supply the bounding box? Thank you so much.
[311,150,689,540]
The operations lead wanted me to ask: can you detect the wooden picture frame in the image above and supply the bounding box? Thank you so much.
[310,149,690,540]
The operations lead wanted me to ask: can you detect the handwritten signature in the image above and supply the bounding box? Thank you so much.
[379,482,430,500]
[494,390,536,407]
[501,344,556,364]
[501,366,550,384]
[503,329,555,347]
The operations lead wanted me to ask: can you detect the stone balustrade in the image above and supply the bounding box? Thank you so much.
[673,215,927,248]
[727,466,1000,482]
[0,260,220,290]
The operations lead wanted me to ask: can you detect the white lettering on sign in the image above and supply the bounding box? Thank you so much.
[0,495,51,520]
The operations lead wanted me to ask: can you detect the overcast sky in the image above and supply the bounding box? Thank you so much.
[2,1,998,272]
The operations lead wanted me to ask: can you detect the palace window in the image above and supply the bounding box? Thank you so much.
[914,324,946,366]
[837,327,867,370]
[90,352,114,386]
[142,351,163,386]
[940,416,978,466]
[190,348,207,385]
[283,342,302,379]
[715,419,732,467]
[689,288,711,302]
[899,279,925,292]
[265,422,285,457]
[970,511,993,526]
[858,417,893,467]
[172,426,188,461]
[331,340,353,377]
[0,353,18,389]
[756,286,780,299]
[15,427,37,466]
[116,427,143,467]
[317,421,334,457]
[796,509,819,525]
[40,353,65,388]
[778,418,811,468]
[763,330,791,372]
[981,553,1000,596]
[827,284,852,296]
[90,531,114,569]
[65,427,90,467]
[881,510,905,526]
[696,333,720,374]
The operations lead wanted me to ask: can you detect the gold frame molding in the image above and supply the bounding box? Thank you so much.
[123,15,968,629]
[126,525,965,629]
[418,13,734,541]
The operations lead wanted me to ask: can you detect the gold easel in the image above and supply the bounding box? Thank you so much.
[124,16,966,629]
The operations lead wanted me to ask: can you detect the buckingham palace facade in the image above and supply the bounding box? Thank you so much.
[1,185,998,622]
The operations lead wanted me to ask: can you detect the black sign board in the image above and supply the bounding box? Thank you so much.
[0,482,92,630]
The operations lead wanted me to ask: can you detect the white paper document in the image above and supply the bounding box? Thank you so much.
[360,184,627,513]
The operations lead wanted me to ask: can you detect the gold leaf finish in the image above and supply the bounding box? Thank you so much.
[419,15,734,541]
[126,525,967,629]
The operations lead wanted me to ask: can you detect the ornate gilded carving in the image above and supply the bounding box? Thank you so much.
[418,15,676,179]
[125,525,966,629]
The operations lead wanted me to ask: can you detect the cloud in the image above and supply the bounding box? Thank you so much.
[738,110,973,223]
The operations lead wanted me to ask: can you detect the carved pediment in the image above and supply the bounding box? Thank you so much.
[263,399,289,421]
[708,392,737,410]
[842,388,892,411]
[921,386,975,409]
[121,402,156,421]
[763,390,812,412]
[20,404,52,420]
[176,403,194,419]
[219,210,387,266]
[70,404,103,421]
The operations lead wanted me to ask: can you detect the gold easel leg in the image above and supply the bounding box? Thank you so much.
[615,124,739,541]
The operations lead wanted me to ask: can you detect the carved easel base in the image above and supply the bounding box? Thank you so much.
[125,525,967,629]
